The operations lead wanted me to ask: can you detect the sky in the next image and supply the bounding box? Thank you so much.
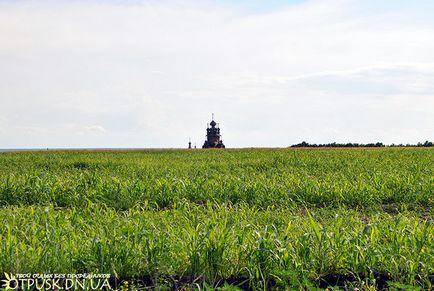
[0,0,433,148]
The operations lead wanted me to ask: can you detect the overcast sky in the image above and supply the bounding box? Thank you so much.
[1,0,433,148]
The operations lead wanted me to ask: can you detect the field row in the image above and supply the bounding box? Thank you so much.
[1,204,433,289]
[0,172,432,211]
[0,149,433,210]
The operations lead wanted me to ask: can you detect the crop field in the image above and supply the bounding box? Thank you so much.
[0,148,433,290]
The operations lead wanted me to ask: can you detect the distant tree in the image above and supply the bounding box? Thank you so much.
[423,141,433,147]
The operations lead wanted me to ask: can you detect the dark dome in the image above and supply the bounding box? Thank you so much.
[210,120,216,127]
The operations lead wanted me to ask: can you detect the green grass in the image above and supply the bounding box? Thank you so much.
[0,148,433,289]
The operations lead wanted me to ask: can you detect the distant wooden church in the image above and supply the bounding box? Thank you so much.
[202,114,225,149]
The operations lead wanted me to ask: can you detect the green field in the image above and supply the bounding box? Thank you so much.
[0,148,433,289]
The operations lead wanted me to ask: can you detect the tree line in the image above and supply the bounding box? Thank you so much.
[291,141,433,148]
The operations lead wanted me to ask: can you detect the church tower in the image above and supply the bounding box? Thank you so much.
[202,114,225,148]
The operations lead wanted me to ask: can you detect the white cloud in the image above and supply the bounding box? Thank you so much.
[0,0,433,148]
[83,125,106,134]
